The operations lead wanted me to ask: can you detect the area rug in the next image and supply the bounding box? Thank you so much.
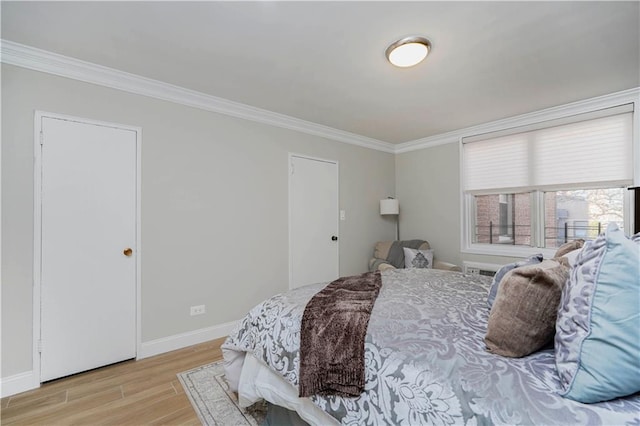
[177,361,267,425]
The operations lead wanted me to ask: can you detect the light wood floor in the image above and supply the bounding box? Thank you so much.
[1,337,226,425]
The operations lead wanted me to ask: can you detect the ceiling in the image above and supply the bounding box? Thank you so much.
[2,1,639,145]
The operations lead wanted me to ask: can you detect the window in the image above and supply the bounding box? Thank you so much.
[544,188,625,248]
[473,193,531,246]
[463,104,634,256]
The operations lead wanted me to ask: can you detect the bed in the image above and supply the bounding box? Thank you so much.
[222,268,640,425]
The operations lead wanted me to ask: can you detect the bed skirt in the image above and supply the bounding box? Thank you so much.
[230,352,339,425]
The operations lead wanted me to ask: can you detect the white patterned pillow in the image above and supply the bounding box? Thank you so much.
[403,247,433,269]
[562,248,582,268]
[555,223,640,403]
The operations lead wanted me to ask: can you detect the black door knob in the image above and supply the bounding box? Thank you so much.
[331,236,338,241]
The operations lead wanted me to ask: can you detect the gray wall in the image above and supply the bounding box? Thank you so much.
[395,143,524,268]
[1,64,396,378]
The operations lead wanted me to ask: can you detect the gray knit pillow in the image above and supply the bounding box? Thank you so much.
[554,239,585,258]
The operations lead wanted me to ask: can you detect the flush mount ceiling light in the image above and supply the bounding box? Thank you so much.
[385,36,432,68]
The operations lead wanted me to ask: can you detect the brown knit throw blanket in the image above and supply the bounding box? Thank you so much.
[298,271,382,397]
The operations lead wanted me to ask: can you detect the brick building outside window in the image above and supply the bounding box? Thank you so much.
[473,189,624,249]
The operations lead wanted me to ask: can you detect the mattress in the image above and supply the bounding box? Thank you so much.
[223,268,640,425]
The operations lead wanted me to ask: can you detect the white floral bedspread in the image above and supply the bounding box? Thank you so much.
[222,268,640,425]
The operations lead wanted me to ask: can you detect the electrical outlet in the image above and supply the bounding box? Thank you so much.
[340,210,346,221]
[466,267,480,275]
[190,305,206,316]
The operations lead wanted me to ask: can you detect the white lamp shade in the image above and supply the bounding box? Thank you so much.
[380,199,399,215]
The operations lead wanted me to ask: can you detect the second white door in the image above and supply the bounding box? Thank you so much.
[39,114,137,382]
[289,155,339,289]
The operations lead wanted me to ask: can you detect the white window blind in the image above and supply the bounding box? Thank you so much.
[463,105,634,193]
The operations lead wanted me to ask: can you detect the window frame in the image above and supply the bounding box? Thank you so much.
[462,189,631,258]
[460,93,639,259]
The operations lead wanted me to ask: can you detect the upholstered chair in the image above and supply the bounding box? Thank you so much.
[368,239,461,272]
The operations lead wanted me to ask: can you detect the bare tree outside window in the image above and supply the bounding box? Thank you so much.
[546,188,624,247]
[473,188,624,248]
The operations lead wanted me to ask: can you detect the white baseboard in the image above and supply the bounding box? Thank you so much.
[0,321,238,398]
[137,320,238,360]
[1,370,39,398]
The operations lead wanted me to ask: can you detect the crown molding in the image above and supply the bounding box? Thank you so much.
[395,86,640,154]
[1,39,395,153]
[3,40,637,156]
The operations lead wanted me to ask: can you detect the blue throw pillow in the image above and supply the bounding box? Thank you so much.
[555,223,640,403]
[487,254,543,308]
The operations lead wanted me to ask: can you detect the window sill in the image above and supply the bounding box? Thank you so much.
[462,244,557,259]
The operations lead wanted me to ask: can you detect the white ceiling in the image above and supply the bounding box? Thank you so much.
[2,1,639,144]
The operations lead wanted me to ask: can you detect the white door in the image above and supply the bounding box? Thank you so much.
[39,115,137,382]
[289,155,339,289]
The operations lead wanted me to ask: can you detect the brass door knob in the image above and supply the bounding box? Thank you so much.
[123,248,133,257]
